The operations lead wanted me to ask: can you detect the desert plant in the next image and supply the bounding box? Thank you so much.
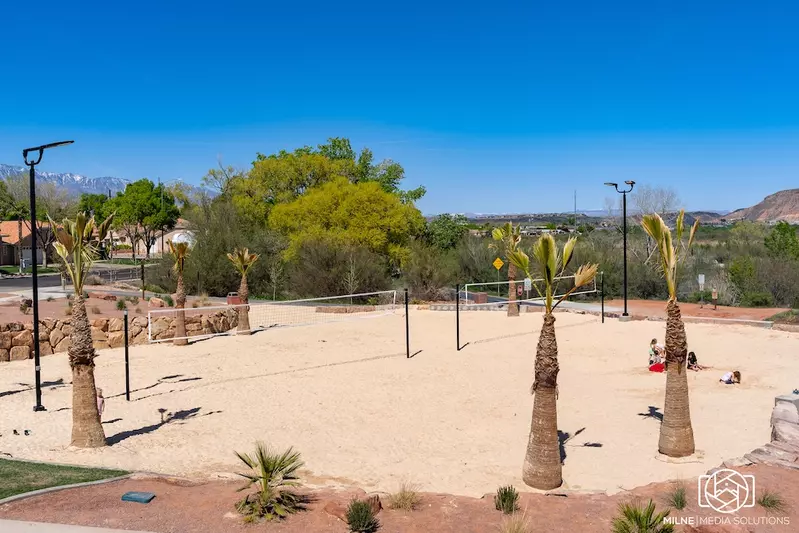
[90,305,101,314]
[346,499,381,533]
[19,302,29,315]
[83,290,89,299]
[641,211,698,458]
[50,211,114,448]
[163,294,174,307]
[664,483,686,510]
[116,299,127,311]
[46,296,54,302]
[508,234,598,489]
[494,485,520,514]
[757,489,787,514]
[498,511,532,533]
[85,274,104,285]
[389,482,422,511]
[490,222,522,317]
[134,307,142,314]
[611,499,674,533]
[167,240,191,346]
[227,247,260,335]
[234,442,306,522]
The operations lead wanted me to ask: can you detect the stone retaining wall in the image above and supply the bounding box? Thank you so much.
[0,310,239,362]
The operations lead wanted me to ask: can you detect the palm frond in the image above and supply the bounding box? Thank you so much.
[227,247,261,275]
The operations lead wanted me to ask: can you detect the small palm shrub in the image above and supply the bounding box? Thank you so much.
[664,483,686,510]
[757,490,787,514]
[389,482,422,511]
[346,499,380,533]
[612,499,674,533]
[234,442,306,522]
[495,485,519,515]
[116,299,127,311]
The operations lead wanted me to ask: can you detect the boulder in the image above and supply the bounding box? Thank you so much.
[773,420,799,446]
[8,322,24,332]
[38,331,49,342]
[130,324,143,339]
[108,331,125,349]
[24,322,34,331]
[0,331,13,350]
[49,328,65,348]
[186,322,203,332]
[40,341,53,356]
[89,292,117,301]
[91,327,108,346]
[55,337,70,353]
[0,349,9,362]
[42,318,58,331]
[10,345,31,361]
[91,319,109,332]
[772,402,799,426]
[61,325,73,336]
[133,316,148,328]
[150,318,171,338]
[322,501,347,522]
[12,329,33,347]
[149,297,166,308]
[362,494,382,515]
[108,317,124,332]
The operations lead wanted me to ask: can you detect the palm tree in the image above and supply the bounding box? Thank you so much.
[168,240,191,346]
[50,212,114,448]
[508,234,598,489]
[227,248,260,335]
[235,442,306,522]
[490,222,522,317]
[641,211,699,458]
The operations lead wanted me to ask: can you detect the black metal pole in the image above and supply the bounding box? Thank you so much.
[600,271,605,324]
[622,191,628,317]
[28,162,45,412]
[140,260,145,300]
[124,310,130,401]
[404,288,410,359]
[456,284,460,351]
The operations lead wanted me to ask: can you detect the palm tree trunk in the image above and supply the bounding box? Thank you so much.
[69,296,106,448]
[658,299,695,457]
[522,313,562,489]
[173,273,188,346]
[507,262,519,317]
[237,274,251,335]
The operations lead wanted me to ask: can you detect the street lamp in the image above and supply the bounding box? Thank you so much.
[605,180,636,318]
[23,140,74,412]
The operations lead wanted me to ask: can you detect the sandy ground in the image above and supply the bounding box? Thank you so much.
[0,309,797,497]
[624,299,788,321]
[2,465,797,533]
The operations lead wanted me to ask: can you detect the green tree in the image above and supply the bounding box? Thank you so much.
[78,194,110,219]
[107,179,180,259]
[50,212,114,448]
[426,214,468,250]
[641,211,699,458]
[764,221,799,260]
[508,235,598,489]
[269,177,425,268]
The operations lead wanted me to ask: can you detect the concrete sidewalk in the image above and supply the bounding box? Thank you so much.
[0,520,154,533]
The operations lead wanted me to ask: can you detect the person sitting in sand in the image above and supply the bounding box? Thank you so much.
[648,339,666,373]
[687,351,706,371]
[96,388,105,419]
[719,371,741,384]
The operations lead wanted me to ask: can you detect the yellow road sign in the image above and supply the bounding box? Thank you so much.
[493,257,504,270]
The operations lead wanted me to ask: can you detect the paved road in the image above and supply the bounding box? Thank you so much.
[0,275,63,293]
[0,521,154,533]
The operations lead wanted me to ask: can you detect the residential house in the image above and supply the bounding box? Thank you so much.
[0,220,51,266]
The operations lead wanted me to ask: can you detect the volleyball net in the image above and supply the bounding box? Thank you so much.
[461,275,597,309]
[147,290,400,343]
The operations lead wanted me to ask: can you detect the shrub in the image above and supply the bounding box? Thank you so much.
[389,482,422,511]
[134,307,142,314]
[346,499,380,533]
[739,291,774,308]
[83,290,89,299]
[685,290,712,304]
[234,443,306,522]
[498,511,532,533]
[403,241,456,301]
[85,274,104,285]
[757,490,787,514]
[46,296,54,302]
[494,485,519,515]
[145,284,167,294]
[129,296,139,305]
[116,299,127,311]
[90,305,101,314]
[163,294,174,307]
[611,499,674,533]
[19,302,29,315]
[664,483,686,510]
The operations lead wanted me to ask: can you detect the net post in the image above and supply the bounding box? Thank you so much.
[404,288,410,359]
[455,284,460,351]
[124,310,130,401]
[600,271,605,324]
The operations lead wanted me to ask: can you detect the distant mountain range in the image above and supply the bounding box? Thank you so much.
[726,189,799,223]
[0,164,129,196]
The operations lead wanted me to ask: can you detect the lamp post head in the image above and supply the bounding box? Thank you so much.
[23,140,74,166]
[604,182,618,187]
[624,180,635,185]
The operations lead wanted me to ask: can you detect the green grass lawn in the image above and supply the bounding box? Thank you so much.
[0,459,128,500]
[0,266,59,275]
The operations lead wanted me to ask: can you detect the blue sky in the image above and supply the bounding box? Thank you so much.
[1,0,798,214]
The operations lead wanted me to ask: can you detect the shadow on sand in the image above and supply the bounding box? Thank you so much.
[106,407,221,445]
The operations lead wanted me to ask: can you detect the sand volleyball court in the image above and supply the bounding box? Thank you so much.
[0,309,797,496]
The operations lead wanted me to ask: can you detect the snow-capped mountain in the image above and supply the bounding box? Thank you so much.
[0,164,129,196]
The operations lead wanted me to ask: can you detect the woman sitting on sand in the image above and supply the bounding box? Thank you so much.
[687,351,706,371]
[648,339,665,373]
[720,370,741,384]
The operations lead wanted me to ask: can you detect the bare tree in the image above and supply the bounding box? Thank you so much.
[201,158,244,196]
[630,185,681,261]
[344,251,360,303]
